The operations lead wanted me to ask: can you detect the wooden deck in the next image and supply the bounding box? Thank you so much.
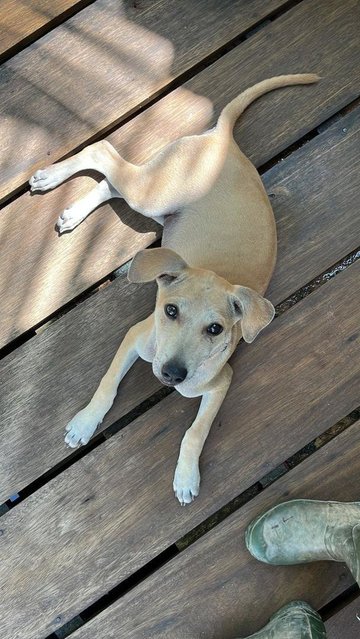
[0,1,359,637]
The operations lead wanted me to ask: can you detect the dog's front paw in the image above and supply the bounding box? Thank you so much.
[64,409,101,448]
[173,459,200,506]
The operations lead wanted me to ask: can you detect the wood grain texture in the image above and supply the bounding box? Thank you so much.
[264,107,360,301]
[0,0,286,202]
[69,421,360,639]
[0,263,358,638]
[1,108,359,499]
[326,596,360,638]
[1,0,359,346]
[0,0,94,60]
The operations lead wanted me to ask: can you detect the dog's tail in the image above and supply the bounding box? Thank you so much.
[217,74,320,134]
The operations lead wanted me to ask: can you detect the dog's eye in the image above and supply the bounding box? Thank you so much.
[207,323,223,336]
[165,304,178,319]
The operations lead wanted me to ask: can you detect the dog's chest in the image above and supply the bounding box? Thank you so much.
[139,334,156,363]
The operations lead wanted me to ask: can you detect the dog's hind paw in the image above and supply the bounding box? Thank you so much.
[29,164,71,192]
[57,203,88,233]
[64,409,100,448]
[173,460,200,506]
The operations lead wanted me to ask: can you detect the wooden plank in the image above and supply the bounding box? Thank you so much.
[69,421,360,639]
[0,0,94,61]
[326,596,360,638]
[1,0,359,347]
[0,264,358,638]
[263,108,360,301]
[1,107,359,499]
[0,0,287,203]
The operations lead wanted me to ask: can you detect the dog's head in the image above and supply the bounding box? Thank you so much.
[129,248,274,388]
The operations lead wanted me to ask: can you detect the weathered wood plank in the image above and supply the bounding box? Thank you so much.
[0,0,287,203]
[0,0,94,60]
[1,0,359,346]
[263,106,360,300]
[1,107,359,499]
[69,421,360,639]
[326,596,360,638]
[0,263,358,638]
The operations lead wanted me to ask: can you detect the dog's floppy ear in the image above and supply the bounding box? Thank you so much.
[128,248,188,283]
[231,285,275,343]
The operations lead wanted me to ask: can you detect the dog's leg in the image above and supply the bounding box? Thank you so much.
[173,364,233,505]
[29,140,163,220]
[29,134,230,219]
[29,141,126,192]
[65,315,154,448]
[57,179,121,233]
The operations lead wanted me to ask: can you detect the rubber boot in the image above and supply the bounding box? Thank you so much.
[245,499,360,585]
[237,601,326,638]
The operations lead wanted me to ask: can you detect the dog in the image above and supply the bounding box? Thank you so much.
[29,74,319,505]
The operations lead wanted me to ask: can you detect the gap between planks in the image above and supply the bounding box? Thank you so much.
[320,583,360,622]
[258,95,360,175]
[0,0,98,65]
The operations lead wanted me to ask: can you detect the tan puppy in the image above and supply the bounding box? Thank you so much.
[30,74,319,505]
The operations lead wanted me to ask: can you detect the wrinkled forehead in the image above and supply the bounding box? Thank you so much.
[157,269,233,319]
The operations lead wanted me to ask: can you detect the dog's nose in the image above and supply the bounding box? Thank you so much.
[161,361,188,385]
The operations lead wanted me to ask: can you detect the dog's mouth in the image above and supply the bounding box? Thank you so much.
[158,374,189,388]
[159,377,176,387]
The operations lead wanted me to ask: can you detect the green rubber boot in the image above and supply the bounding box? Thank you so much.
[245,499,360,585]
[237,601,326,638]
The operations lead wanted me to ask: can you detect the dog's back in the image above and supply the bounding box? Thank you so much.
[162,74,319,291]
[162,139,277,292]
